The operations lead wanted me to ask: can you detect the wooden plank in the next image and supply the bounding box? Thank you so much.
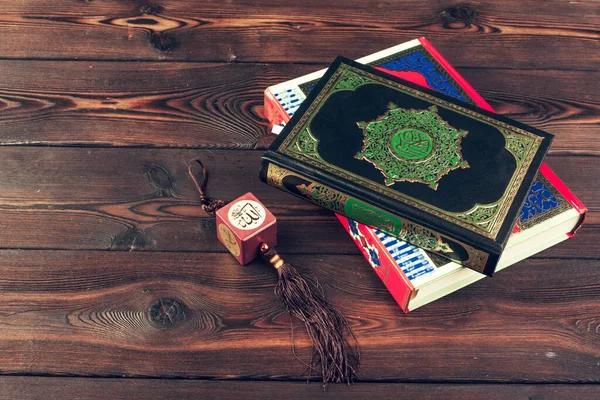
[0,205,595,257]
[0,61,275,149]
[1,0,596,393]
[0,1,597,67]
[0,148,594,255]
[0,61,600,151]
[0,250,597,381]
[1,377,599,400]
[0,61,597,151]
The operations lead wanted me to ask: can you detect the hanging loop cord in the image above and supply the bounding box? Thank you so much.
[187,158,228,215]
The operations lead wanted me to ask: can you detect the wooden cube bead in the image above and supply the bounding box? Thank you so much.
[215,192,277,265]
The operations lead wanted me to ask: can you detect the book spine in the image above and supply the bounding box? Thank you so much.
[263,88,290,127]
[336,214,413,312]
[260,158,499,276]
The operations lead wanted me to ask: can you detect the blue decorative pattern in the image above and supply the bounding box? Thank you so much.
[376,51,467,102]
[301,51,466,103]
[347,219,381,268]
[274,87,303,117]
[519,180,560,222]
[348,218,361,237]
[375,230,435,281]
[367,247,380,267]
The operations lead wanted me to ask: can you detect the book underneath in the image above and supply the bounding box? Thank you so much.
[262,38,585,311]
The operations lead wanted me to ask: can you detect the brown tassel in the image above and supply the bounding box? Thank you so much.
[188,158,360,386]
[260,243,360,386]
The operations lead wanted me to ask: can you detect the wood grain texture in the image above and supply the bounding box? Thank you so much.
[0,148,594,255]
[0,0,597,394]
[0,1,597,68]
[1,377,599,400]
[0,250,597,381]
[0,61,597,152]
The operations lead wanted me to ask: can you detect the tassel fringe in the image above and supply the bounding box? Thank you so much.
[261,244,360,386]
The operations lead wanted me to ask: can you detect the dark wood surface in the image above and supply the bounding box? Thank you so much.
[1,378,599,400]
[0,0,597,398]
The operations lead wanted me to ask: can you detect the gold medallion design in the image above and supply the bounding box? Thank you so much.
[356,103,469,189]
[390,129,434,161]
[218,223,240,257]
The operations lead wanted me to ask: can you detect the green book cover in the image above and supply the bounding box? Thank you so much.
[260,57,553,276]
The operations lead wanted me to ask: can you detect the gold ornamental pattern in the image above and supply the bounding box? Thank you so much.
[355,103,469,189]
[277,62,545,240]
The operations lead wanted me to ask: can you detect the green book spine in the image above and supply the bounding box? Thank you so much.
[260,160,494,274]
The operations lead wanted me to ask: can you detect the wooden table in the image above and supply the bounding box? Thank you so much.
[0,1,598,399]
